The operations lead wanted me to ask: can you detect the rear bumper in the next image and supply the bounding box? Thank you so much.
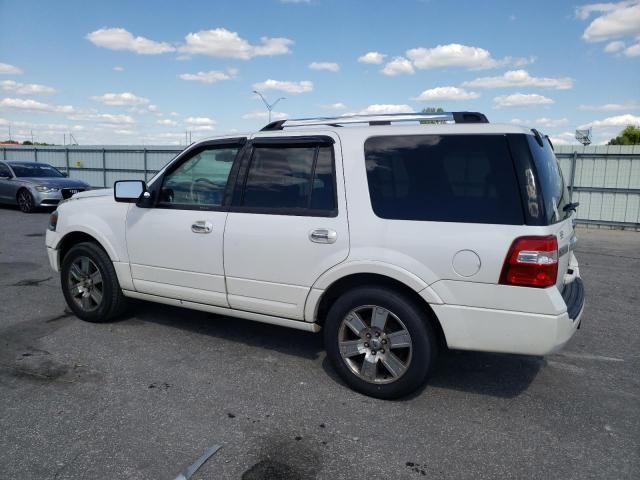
[431,279,585,356]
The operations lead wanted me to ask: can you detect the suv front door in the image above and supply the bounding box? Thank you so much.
[125,140,244,307]
[223,134,349,320]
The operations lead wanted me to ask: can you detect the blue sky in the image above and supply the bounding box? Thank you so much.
[0,0,639,145]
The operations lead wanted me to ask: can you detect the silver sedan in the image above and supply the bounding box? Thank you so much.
[0,161,91,213]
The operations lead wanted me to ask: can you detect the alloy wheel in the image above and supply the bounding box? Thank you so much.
[18,191,33,212]
[338,305,413,384]
[67,256,104,312]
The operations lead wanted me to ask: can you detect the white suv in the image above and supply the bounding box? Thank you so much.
[45,112,585,399]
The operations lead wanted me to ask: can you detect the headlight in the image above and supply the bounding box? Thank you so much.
[35,186,60,192]
[48,210,59,231]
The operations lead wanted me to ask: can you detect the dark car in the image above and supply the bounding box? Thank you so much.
[0,161,90,213]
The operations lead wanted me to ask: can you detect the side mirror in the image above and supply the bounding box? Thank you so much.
[114,180,147,203]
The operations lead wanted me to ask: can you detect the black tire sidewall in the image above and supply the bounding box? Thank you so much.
[60,242,121,322]
[324,286,436,399]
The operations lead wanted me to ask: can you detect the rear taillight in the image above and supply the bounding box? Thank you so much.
[500,236,558,288]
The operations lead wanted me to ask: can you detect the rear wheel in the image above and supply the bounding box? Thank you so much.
[61,242,127,322]
[324,286,438,399]
[17,189,35,213]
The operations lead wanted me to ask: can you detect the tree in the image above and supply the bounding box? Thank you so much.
[22,140,33,145]
[420,107,445,124]
[607,125,640,145]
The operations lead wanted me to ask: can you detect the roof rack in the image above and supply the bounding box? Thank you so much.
[260,111,488,131]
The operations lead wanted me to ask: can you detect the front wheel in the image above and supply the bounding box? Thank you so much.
[61,242,127,322]
[17,189,35,213]
[324,287,438,399]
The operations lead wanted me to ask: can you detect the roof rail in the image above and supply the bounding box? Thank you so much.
[260,111,489,131]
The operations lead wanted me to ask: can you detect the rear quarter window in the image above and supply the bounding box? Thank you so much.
[364,134,524,224]
[527,135,570,224]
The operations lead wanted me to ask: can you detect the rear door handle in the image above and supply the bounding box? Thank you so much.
[191,220,213,234]
[309,228,337,244]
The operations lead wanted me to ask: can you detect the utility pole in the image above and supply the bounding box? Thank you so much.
[253,90,285,123]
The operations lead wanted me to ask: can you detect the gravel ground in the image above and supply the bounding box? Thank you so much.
[0,205,638,479]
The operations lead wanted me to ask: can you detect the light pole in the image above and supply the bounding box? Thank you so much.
[253,90,285,123]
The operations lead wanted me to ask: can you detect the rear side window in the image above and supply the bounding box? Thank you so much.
[527,135,570,224]
[240,145,336,215]
[364,135,524,224]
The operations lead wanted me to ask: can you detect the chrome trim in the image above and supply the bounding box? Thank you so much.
[191,220,213,234]
[309,228,337,244]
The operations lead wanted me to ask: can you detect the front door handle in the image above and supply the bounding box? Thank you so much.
[309,228,337,244]
[191,220,213,234]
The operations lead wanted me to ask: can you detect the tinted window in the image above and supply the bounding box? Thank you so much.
[241,145,336,213]
[158,147,238,208]
[10,163,64,178]
[0,163,11,177]
[528,136,570,224]
[364,135,524,224]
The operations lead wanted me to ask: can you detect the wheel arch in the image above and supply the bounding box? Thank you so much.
[311,272,448,349]
[57,230,116,265]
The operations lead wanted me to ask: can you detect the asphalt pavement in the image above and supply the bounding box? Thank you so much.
[0,205,638,479]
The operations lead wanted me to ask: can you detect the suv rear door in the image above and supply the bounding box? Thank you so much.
[223,133,348,320]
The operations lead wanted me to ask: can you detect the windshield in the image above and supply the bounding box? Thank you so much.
[527,135,571,224]
[10,163,65,178]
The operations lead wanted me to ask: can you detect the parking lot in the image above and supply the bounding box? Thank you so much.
[0,206,638,479]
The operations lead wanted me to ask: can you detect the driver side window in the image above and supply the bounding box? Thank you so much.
[157,147,239,209]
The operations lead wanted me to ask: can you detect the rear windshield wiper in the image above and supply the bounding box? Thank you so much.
[563,202,580,212]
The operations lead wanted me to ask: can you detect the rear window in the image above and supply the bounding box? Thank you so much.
[527,135,570,224]
[364,135,524,224]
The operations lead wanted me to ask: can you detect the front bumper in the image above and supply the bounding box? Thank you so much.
[33,190,63,207]
[45,230,61,272]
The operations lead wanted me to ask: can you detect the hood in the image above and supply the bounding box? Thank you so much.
[20,177,90,189]
[72,188,112,199]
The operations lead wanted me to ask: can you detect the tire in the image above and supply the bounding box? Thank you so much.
[17,188,36,213]
[324,286,438,399]
[60,242,127,322]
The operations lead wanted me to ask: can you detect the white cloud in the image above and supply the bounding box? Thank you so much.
[579,101,640,111]
[68,112,135,124]
[624,42,640,56]
[179,70,234,84]
[359,104,414,114]
[185,116,216,126]
[0,63,23,75]
[412,86,480,102]
[1,80,56,95]
[406,43,500,70]
[157,119,177,126]
[578,113,640,128]
[242,111,288,120]
[381,57,414,76]
[91,92,149,106]
[463,70,573,90]
[253,79,313,93]
[321,102,348,110]
[579,1,640,42]
[309,62,340,72]
[494,93,554,107]
[548,132,579,145]
[532,117,570,128]
[604,40,627,52]
[178,28,293,59]
[86,27,175,54]
[358,52,387,64]
[0,97,75,113]
[113,66,125,72]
